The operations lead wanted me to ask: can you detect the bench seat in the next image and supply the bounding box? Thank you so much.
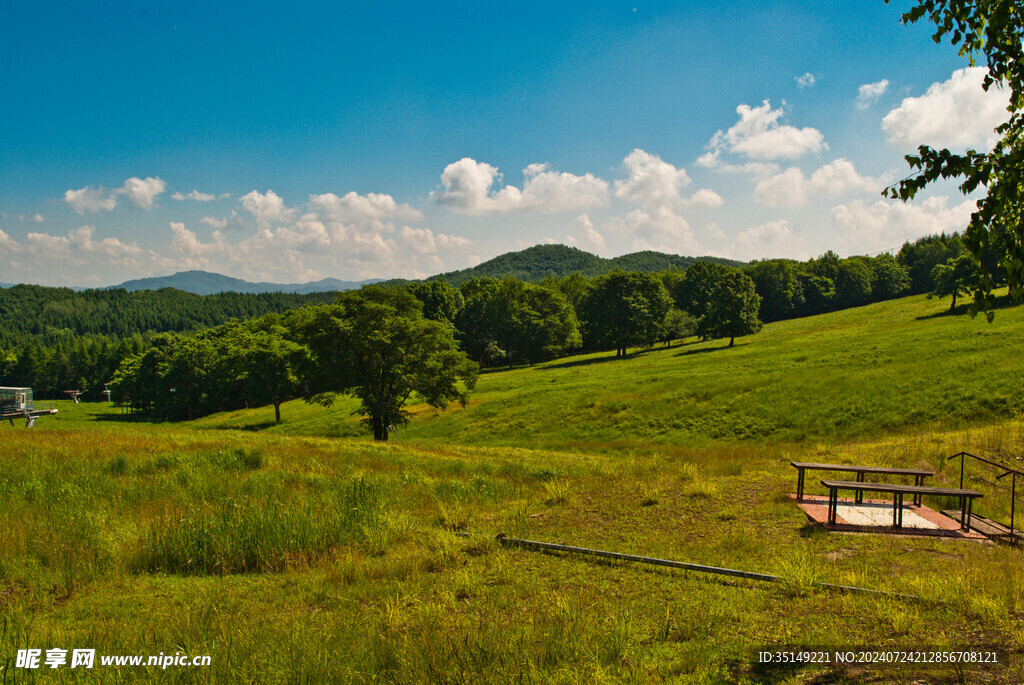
[820,478,982,530]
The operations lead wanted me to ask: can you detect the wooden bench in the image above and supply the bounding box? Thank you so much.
[820,479,983,531]
[791,461,933,505]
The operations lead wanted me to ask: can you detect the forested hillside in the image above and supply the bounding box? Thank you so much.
[0,286,335,400]
[424,244,743,285]
[0,285,334,344]
[0,232,986,405]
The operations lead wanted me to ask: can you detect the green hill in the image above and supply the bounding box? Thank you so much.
[195,292,1024,449]
[423,244,744,285]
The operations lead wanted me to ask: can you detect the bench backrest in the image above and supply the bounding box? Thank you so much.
[792,461,932,476]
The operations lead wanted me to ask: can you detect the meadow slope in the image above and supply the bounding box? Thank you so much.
[198,292,1024,449]
[3,293,1024,684]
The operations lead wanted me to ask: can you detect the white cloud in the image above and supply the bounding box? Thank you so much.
[565,213,606,254]
[0,228,18,253]
[240,189,295,225]
[200,216,228,229]
[172,189,217,202]
[436,158,608,214]
[729,219,804,260]
[64,177,166,213]
[1,212,45,223]
[856,79,889,110]
[64,186,118,214]
[518,163,610,212]
[118,177,167,210]
[605,206,700,254]
[882,67,1010,149]
[796,73,815,89]
[614,149,691,206]
[753,158,878,207]
[310,191,422,223]
[831,196,977,254]
[705,100,827,162]
[679,188,725,210]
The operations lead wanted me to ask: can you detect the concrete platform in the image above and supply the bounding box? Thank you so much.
[793,494,988,539]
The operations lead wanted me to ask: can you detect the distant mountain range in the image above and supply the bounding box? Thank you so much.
[0,244,747,294]
[111,271,380,295]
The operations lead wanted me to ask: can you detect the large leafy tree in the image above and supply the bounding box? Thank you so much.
[884,0,1024,318]
[671,261,731,340]
[456,278,580,366]
[580,271,672,356]
[293,287,478,441]
[932,253,979,310]
[705,271,763,347]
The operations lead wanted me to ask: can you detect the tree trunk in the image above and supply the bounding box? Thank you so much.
[274,402,281,423]
[729,336,735,347]
[950,292,957,311]
[372,416,389,441]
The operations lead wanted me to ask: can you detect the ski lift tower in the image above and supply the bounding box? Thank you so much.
[1,387,58,427]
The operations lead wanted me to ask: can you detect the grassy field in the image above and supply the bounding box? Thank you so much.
[3,294,1024,683]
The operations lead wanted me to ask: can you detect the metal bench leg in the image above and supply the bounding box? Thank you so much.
[797,468,805,502]
[829,487,837,524]
[893,493,899,527]
[960,496,967,531]
[856,472,865,504]
[966,497,974,532]
[913,476,922,506]
[898,493,904,527]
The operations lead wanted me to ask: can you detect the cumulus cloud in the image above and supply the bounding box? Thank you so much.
[2,212,45,223]
[604,149,723,253]
[172,189,217,202]
[856,79,889,110]
[240,189,295,225]
[614,149,691,206]
[729,219,805,260]
[119,177,167,210]
[64,177,166,213]
[605,206,700,254]
[311,191,423,224]
[882,67,1010,149]
[704,100,827,163]
[565,213,606,254]
[679,188,725,210]
[436,158,608,214]
[796,73,816,89]
[831,196,977,254]
[753,158,879,207]
[64,186,118,214]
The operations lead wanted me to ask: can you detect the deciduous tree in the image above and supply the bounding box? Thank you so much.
[885,0,1024,318]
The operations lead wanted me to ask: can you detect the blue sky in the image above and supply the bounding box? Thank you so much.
[0,1,1009,286]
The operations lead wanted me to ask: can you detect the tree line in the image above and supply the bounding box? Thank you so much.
[1,232,984,409]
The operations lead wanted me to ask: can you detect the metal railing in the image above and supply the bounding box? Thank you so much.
[948,451,1024,542]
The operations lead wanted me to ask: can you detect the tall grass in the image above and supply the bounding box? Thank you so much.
[133,477,383,575]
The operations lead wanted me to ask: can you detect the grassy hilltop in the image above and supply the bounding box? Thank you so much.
[3,293,1024,683]
[199,292,1024,449]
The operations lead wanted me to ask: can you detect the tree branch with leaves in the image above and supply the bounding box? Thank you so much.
[884,0,1024,319]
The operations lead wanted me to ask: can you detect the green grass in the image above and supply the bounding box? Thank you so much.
[2,293,1024,683]
[191,293,1024,450]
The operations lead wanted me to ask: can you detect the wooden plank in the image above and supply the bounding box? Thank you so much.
[941,510,1021,540]
[821,479,981,497]
[791,461,932,476]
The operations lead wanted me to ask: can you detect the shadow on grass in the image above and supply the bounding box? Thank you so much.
[89,411,156,423]
[538,345,666,371]
[673,340,747,358]
[203,420,279,432]
[916,293,1022,321]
